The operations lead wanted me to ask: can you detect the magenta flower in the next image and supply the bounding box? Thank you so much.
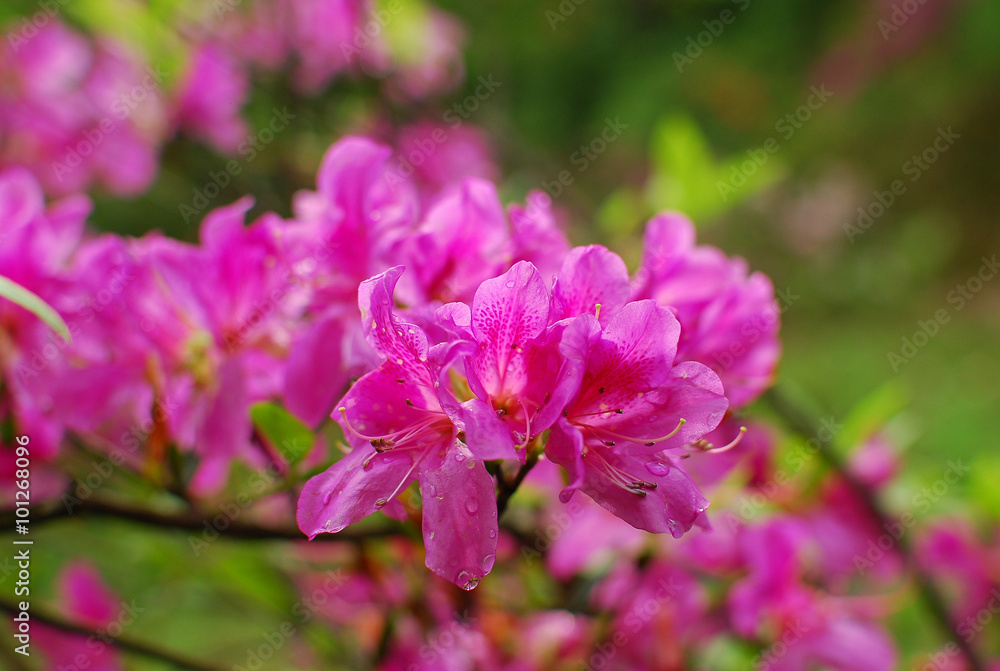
[633,212,781,409]
[544,298,728,536]
[34,562,124,671]
[173,42,250,154]
[729,519,897,671]
[298,266,498,590]
[451,261,575,462]
[125,198,293,492]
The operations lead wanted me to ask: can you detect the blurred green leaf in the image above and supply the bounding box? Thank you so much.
[644,114,783,223]
[0,274,71,343]
[837,380,910,452]
[251,402,315,466]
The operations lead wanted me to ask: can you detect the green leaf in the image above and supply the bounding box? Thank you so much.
[837,380,910,452]
[250,402,315,466]
[0,275,71,343]
[646,114,784,223]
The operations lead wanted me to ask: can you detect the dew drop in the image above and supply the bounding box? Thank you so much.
[457,571,480,591]
[504,280,515,288]
[429,485,438,498]
[488,529,497,539]
[465,498,479,514]
[454,452,467,463]
[646,461,670,477]
[480,554,496,572]
[322,492,333,506]
[370,210,381,221]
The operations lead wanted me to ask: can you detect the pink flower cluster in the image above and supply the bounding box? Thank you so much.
[0,135,780,588]
[0,1,466,196]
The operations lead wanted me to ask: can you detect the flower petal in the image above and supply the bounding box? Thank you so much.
[297,445,416,538]
[581,450,709,537]
[469,261,550,398]
[420,445,498,590]
[552,245,630,325]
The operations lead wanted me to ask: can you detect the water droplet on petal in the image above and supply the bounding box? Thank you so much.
[504,280,515,288]
[646,461,670,477]
[454,452,467,463]
[429,485,438,498]
[480,554,496,572]
[488,529,497,539]
[457,571,480,591]
[465,498,479,514]
[649,415,658,422]
[322,492,333,506]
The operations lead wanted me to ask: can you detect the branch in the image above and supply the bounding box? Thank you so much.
[764,386,985,671]
[0,497,402,543]
[496,450,539,519]
[0,599,227,671]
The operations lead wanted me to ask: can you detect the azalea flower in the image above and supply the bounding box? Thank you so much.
[297,266,498,590]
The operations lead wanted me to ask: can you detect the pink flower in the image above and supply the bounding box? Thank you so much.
[633,212,781,409]
[174,42,250,153]
[450,261,572,462]
[297,267,498,590]
[33,562,124,671]
[544,303,725,536]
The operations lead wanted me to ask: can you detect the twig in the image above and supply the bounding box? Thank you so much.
[0,599,228,671]
[496,451,539,519]
[764,386,985,671]
[0,498,401,543]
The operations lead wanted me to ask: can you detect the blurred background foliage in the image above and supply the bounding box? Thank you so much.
[2,0,999,667]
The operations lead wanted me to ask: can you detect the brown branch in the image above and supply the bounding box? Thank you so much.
[764,386,985,671]
[0,497,402,543]
[0,599,228,671]
[496,450,539,519]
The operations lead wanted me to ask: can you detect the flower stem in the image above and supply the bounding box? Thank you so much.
[0,598,228,671]
[764,386,985,671]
